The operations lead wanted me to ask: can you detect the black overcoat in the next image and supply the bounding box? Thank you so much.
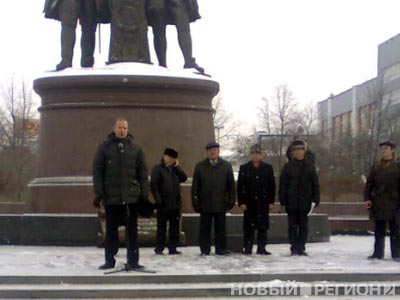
[365,159,400,220]
[191,157,235,213]
[279,159,320,212]
[237,161,276,214]
[150,160,187,211]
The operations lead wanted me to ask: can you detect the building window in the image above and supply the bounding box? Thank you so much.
[383,62,400,83]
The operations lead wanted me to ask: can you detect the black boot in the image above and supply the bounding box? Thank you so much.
[256,248,272,255]
[80,25,96,68]
[169,248,182,255]
[56,25,75,71]
[99,260,115,270]
[184,59,205,74]
[371,236,385,259]
[126,262,144,270]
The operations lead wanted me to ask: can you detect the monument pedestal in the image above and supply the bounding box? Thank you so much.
[30,63,219,213]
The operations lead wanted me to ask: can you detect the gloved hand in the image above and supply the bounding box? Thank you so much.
[153,201,162,209]
[226,200,235,211]
[192,203,200,213]
[93,195,102,208]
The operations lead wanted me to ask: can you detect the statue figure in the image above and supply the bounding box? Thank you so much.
[43,0,97,71]
[98,0,151,64]
[146,0,204,73]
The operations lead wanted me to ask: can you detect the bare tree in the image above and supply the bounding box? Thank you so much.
[293,101,319,135]
[259,84,298,169]
[0,76,37,201]
[229,132,258,167]
[355,78,392,174]
[259,96,272,134]
[212,92,240,144]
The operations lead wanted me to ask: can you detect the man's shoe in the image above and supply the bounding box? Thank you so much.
[257,249,272,255]
[126,263,144,270]
[154,249,163,255]
[242,249,252,255]
[98,261,115,270]
[368,254,383,259]
[216,250,231,256]
[169,249,182,255]
[298,250,308,256]
[201,251,210,256]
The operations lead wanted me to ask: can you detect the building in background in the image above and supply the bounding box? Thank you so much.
[318,33,400,142]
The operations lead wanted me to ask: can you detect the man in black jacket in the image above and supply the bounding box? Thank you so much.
[93,118,149,270]
[279,140,320,256]
[151,148,187,255]
[192,142,235,255]
[238,144,276,255]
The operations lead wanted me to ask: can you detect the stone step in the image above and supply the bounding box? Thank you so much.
[329,215,373,233]
[2,272,400,285]
[0,275,400,299]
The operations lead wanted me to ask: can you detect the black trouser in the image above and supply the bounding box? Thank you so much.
[373,219,400,258]
[287,210,309,253]
[104,203,139,266]
[243,209,269,252]
[199,212,226,254]
[156,209,180,252]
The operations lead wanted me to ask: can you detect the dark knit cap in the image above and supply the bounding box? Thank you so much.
[290,139,306,150]
[250,144,262,153]
[164,148,178,158]
[379,140,396,148]
[206,141,220,150]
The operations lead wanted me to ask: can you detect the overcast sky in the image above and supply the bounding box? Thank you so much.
[1,0,400,132]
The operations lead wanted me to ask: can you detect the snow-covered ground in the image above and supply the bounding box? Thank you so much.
[0,235,398,276]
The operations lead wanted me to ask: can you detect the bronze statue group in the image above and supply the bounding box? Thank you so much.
[92,118,400,271]
[43,0,204,73]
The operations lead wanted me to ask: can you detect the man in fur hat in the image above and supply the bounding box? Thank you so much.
[237,144,276,255]
[279,140,320,256]
[151,148,187,255]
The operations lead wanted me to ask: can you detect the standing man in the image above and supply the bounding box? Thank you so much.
[279,140,320,256]
[192,142,235,255]
[151,148,187,255]
[43,0,97,70]
[237,144,276,255]
[365,141,400,260]
[93,118,149,270]
[145,0,204,73]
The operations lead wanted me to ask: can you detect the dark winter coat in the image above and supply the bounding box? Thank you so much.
[365,159,400,221]
[150,160,188,211]
[237,161,276,214]
[93,132,148,205]
[191,157,235,213]
[279,159,320,212]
